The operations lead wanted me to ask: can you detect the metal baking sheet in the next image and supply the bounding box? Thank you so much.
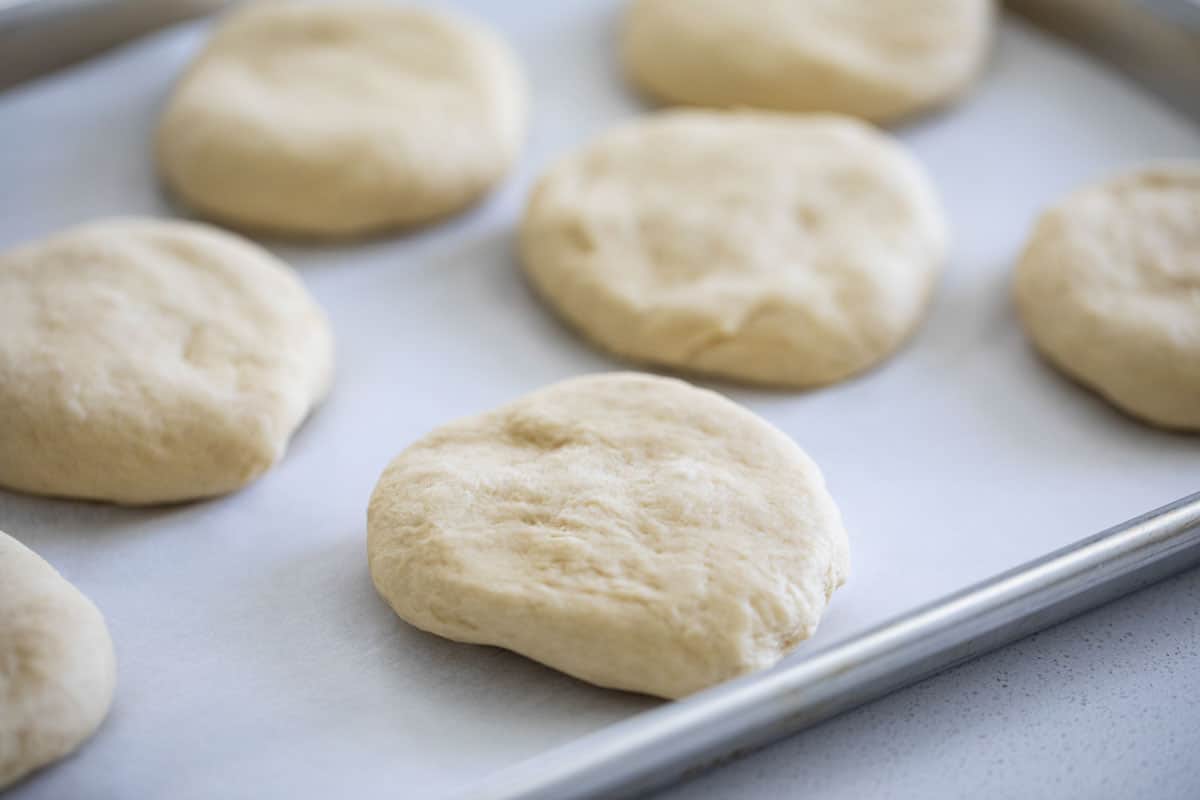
[2,3,1198,799]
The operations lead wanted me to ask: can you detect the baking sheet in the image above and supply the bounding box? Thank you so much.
[2,3,1198,799]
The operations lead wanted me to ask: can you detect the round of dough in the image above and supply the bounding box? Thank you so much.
[0,218,334,504]
[519,111,948,387]
[157,2,527,238]
[622,0,995,123]
[1,531,116,790]
[1014,165,1200,430]
[368,372,849,699]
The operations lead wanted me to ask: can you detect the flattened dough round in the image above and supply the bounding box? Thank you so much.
[157,2,527,237]
[520,111,948,387]
[1,531,116,790]
[368,372,850,699]
[1014,165,1200,430]
[622,0,995,122]
[0,218,334,504]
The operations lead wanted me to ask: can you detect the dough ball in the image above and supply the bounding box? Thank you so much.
[1014,165,1200,430]
[0,218,334,504]
[157,2,527,237]
[519,111,948,387]
[368,372,849,699]
[0,531,116,790]
[622,0,995,123]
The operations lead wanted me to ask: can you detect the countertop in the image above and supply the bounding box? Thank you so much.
[653,565,1200,799]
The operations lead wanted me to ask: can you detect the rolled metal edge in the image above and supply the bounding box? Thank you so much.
[0,0,228,91]
[1008,0,1200,120]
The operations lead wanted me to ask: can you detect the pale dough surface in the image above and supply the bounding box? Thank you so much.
[368,372,849,699]
[0,531,116,790]
[622,0,995,123]
[0,218,334,504]
[1014,165,1200,430]
[520,111,948,387]
[157,1,526,237]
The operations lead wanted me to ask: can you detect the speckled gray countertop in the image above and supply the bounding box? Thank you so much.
[653,565,1200,799]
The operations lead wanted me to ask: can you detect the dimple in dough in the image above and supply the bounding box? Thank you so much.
[157,1,527,238]
[622,0,995,123]
[368,372,850,699]
[0,218,334,504]
[1014,164,1200,431]
[0,531,116,790]
[520,110,948,388]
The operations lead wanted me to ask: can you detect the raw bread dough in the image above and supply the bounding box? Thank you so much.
[157,1,527,238]
[519,110,948,387]
[368,372,849,699]
[0,531,116,790]
[1014,165,1200,430]
[622,0,995,123]
[0,218,334,504]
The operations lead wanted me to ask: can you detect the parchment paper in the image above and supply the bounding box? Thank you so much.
[1,3,1198,798]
